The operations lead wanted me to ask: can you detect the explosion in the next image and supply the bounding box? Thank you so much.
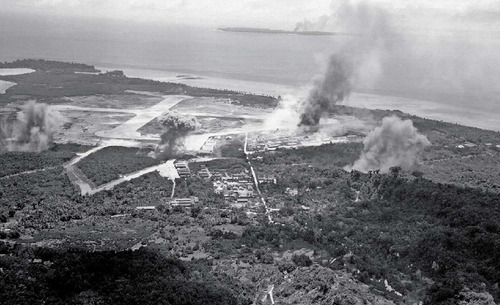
[0,101,63,153]
[155,111,198,159]
[346,116,430,173]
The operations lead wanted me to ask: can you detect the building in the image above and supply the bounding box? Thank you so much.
[170,197,199,208]
[199,138,217,155]
[175,160,189,168]
[175,160,191,178]
[236,198,249,204]
[211,173,222,181]
[177,167,191,178]
[199,166,211,179]
[221,172,252,183]
[259,176,276,184]
[135,206,156,210]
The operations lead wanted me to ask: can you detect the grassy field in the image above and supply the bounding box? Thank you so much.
[0,144,92,178]
[189,158,249,174]
[423,154,500,192]
[77,146,160,186]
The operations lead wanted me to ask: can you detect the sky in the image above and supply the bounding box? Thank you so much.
[1,0,499,31]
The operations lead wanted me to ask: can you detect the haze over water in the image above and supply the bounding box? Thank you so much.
[1,13,499,130]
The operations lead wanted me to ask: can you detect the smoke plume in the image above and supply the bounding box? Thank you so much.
[299,54,354,127]
[346,116,430,173]
[0,101,63,153]
[297,0,394,129]
[155,111,198,159]
[294,16,330,32]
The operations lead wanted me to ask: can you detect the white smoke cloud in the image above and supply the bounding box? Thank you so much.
[346,116,430,173]
[0,101,64,152]
[263,91,305,132]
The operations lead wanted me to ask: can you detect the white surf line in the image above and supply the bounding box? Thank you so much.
[0,68,35,76]
[0,80,16,94]
[346,92,500,133]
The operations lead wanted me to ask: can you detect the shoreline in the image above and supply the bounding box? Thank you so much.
[0,68,36,94]
[96,65,294,97]
[0,80,16,94]
[0,68,35,76]
[96,65,500,133]
[346,93,500,132]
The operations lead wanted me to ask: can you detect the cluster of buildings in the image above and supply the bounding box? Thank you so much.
[199,137,217,155]
[169,197,199,207]
[135,197,199,211]
[258,176,276,184]
[193,165,259,207]
[174,160,191,178]
[247,133,360,152]
[212,172,256,206]
[248,137,299,152]
[198,165,211,179]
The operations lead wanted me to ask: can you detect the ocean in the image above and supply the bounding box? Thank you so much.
[0,14,499,131]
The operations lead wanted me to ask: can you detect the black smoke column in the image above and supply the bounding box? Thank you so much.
[299,54,354,128]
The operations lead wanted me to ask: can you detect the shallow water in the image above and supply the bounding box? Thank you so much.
[0,80,16,94]
[1,17,499,130]
[0,68,35,76]
[346,93,500,132]
[105,66,500,132]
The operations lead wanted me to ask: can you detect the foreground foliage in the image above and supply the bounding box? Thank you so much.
[0,245,251,305]
[77,146,160,186]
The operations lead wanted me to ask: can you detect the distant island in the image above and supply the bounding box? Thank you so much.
[218,27,351,36]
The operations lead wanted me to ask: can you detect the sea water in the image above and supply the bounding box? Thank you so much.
[0,14,499,131]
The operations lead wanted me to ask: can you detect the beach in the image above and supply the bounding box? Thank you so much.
[101,66,500,133]
[0,68,35,94]
[0,80,16,94]
[97,65,294,97]
[0,68,35,76]
[346,93,500,132]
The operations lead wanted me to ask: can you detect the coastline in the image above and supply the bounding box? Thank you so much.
[96,65,294,97]
[97,65,500,133]
[0,80,16,94]
[0,68,35,76]
[0,68,35,94]
[346,93,500,132]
